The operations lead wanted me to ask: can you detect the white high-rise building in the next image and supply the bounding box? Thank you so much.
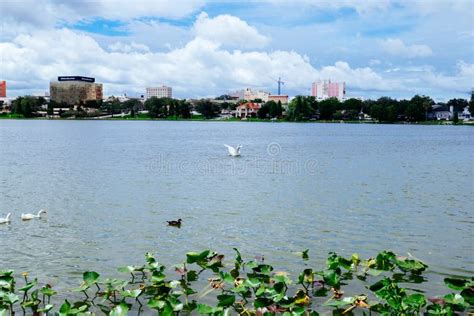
[311,80,345,101]
[146,86,172,99]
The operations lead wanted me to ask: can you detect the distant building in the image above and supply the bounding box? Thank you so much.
[231,88,270,102]
[235,102,260,118]
[0,81,6,98]
[50,76,103,105]
[311,80,345,101]
[268,95,289,104]
[146,86,172,99]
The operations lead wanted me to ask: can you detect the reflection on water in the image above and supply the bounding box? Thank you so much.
[0,120,473,297]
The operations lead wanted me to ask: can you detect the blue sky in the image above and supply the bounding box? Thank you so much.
[1,0,473,100]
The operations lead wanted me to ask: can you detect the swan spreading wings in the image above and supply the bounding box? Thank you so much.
[224,144,242,157]
[0,213,11,224]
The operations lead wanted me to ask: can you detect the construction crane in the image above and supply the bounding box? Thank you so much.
[274,77,285,95]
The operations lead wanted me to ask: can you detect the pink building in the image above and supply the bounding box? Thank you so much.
[311,80,345,100]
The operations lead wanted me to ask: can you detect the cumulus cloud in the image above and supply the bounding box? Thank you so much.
[0,0,205,35]
[0,28,401,97]
[108,42,150,53]
[0,9,471,100]
[193,12,270,49]
[381,38,433,58]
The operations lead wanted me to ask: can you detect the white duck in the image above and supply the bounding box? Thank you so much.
[21,209,47,221]
[0,213,11,224]
[224,144,242,157]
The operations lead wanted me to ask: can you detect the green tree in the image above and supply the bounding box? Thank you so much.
[387,105,398,123]
[47,100,56,116]
[370,104,387,122]
[144,97,167,118]
[447,98,468,113]
[123,99,142,117]
[12,97,24,115]
[12,96,40,117]
[409,95,433,121]
[452,111,459,124]
[267,100,282,118]
[176,100,191,119]
[257,103,269,119]
[470,94,474,115]
[319,98,339,120]
[195,99,219,119]
[343,98,363,111]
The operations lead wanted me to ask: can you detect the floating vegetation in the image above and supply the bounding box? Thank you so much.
[0,249,472,315]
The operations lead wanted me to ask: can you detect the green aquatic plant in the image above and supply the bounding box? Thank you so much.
[0,250,472,315]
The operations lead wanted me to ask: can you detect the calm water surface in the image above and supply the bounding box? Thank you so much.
[0,120,472,296]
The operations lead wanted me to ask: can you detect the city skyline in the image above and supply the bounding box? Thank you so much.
[1,0,473,101]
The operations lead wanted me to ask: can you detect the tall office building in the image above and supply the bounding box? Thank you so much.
[0,81,6,98]
[50,76,103,105]
[146,86,172,99]
[311,80,346,101]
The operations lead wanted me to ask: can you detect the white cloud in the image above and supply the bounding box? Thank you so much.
[0,0,205,34]
[0,28,398,97]
[193,12,270,49]
[315,61,400,91]
[108,42,150,53]
[381,38,433,58]
[0,8,472,100]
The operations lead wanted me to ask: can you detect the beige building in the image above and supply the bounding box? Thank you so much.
[50,76,103,105]
[146,86,172,99]
[268,95,288,104]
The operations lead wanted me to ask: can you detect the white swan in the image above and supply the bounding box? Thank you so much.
[21,209,47,221]
[0,213,11,224]
[224,144,242,157]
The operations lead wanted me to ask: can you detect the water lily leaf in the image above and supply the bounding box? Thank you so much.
[323,270,340,288]
[366,268,383,276]
[395,258,427,273]
[444,278,469,291]
[219,272,234,285]
[83,271,99,286]
[58,300,71,315]
[121,289,141,298]
[0,270,14,277]
[110,302,129,316]
[217,294,235,307]
[38,304,54,313]
[324,296,354,307]
[402,293,426,309]
[151,271,166,283]
[444,293,465,306]
[244,277,261,288]
[186,250,210,264]
[148,298,166,309]
[460,287,474,305]
[41,286,57,297]
[187,270,198,282]
[375,251,396,271]
[0,280,13,291]
[117,266,136,273]
[3,293,19,305]
[19,279,37,292]
[197,303,214,314]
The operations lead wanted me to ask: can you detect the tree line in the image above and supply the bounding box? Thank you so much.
[6,94,473,122]
[286,95,473,122]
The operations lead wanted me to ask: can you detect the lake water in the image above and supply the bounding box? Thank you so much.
[0,120,472,297]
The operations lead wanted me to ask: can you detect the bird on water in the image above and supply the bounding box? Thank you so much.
[167,218,182,227]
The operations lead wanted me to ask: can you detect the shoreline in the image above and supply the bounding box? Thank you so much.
[0,115,472,126]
